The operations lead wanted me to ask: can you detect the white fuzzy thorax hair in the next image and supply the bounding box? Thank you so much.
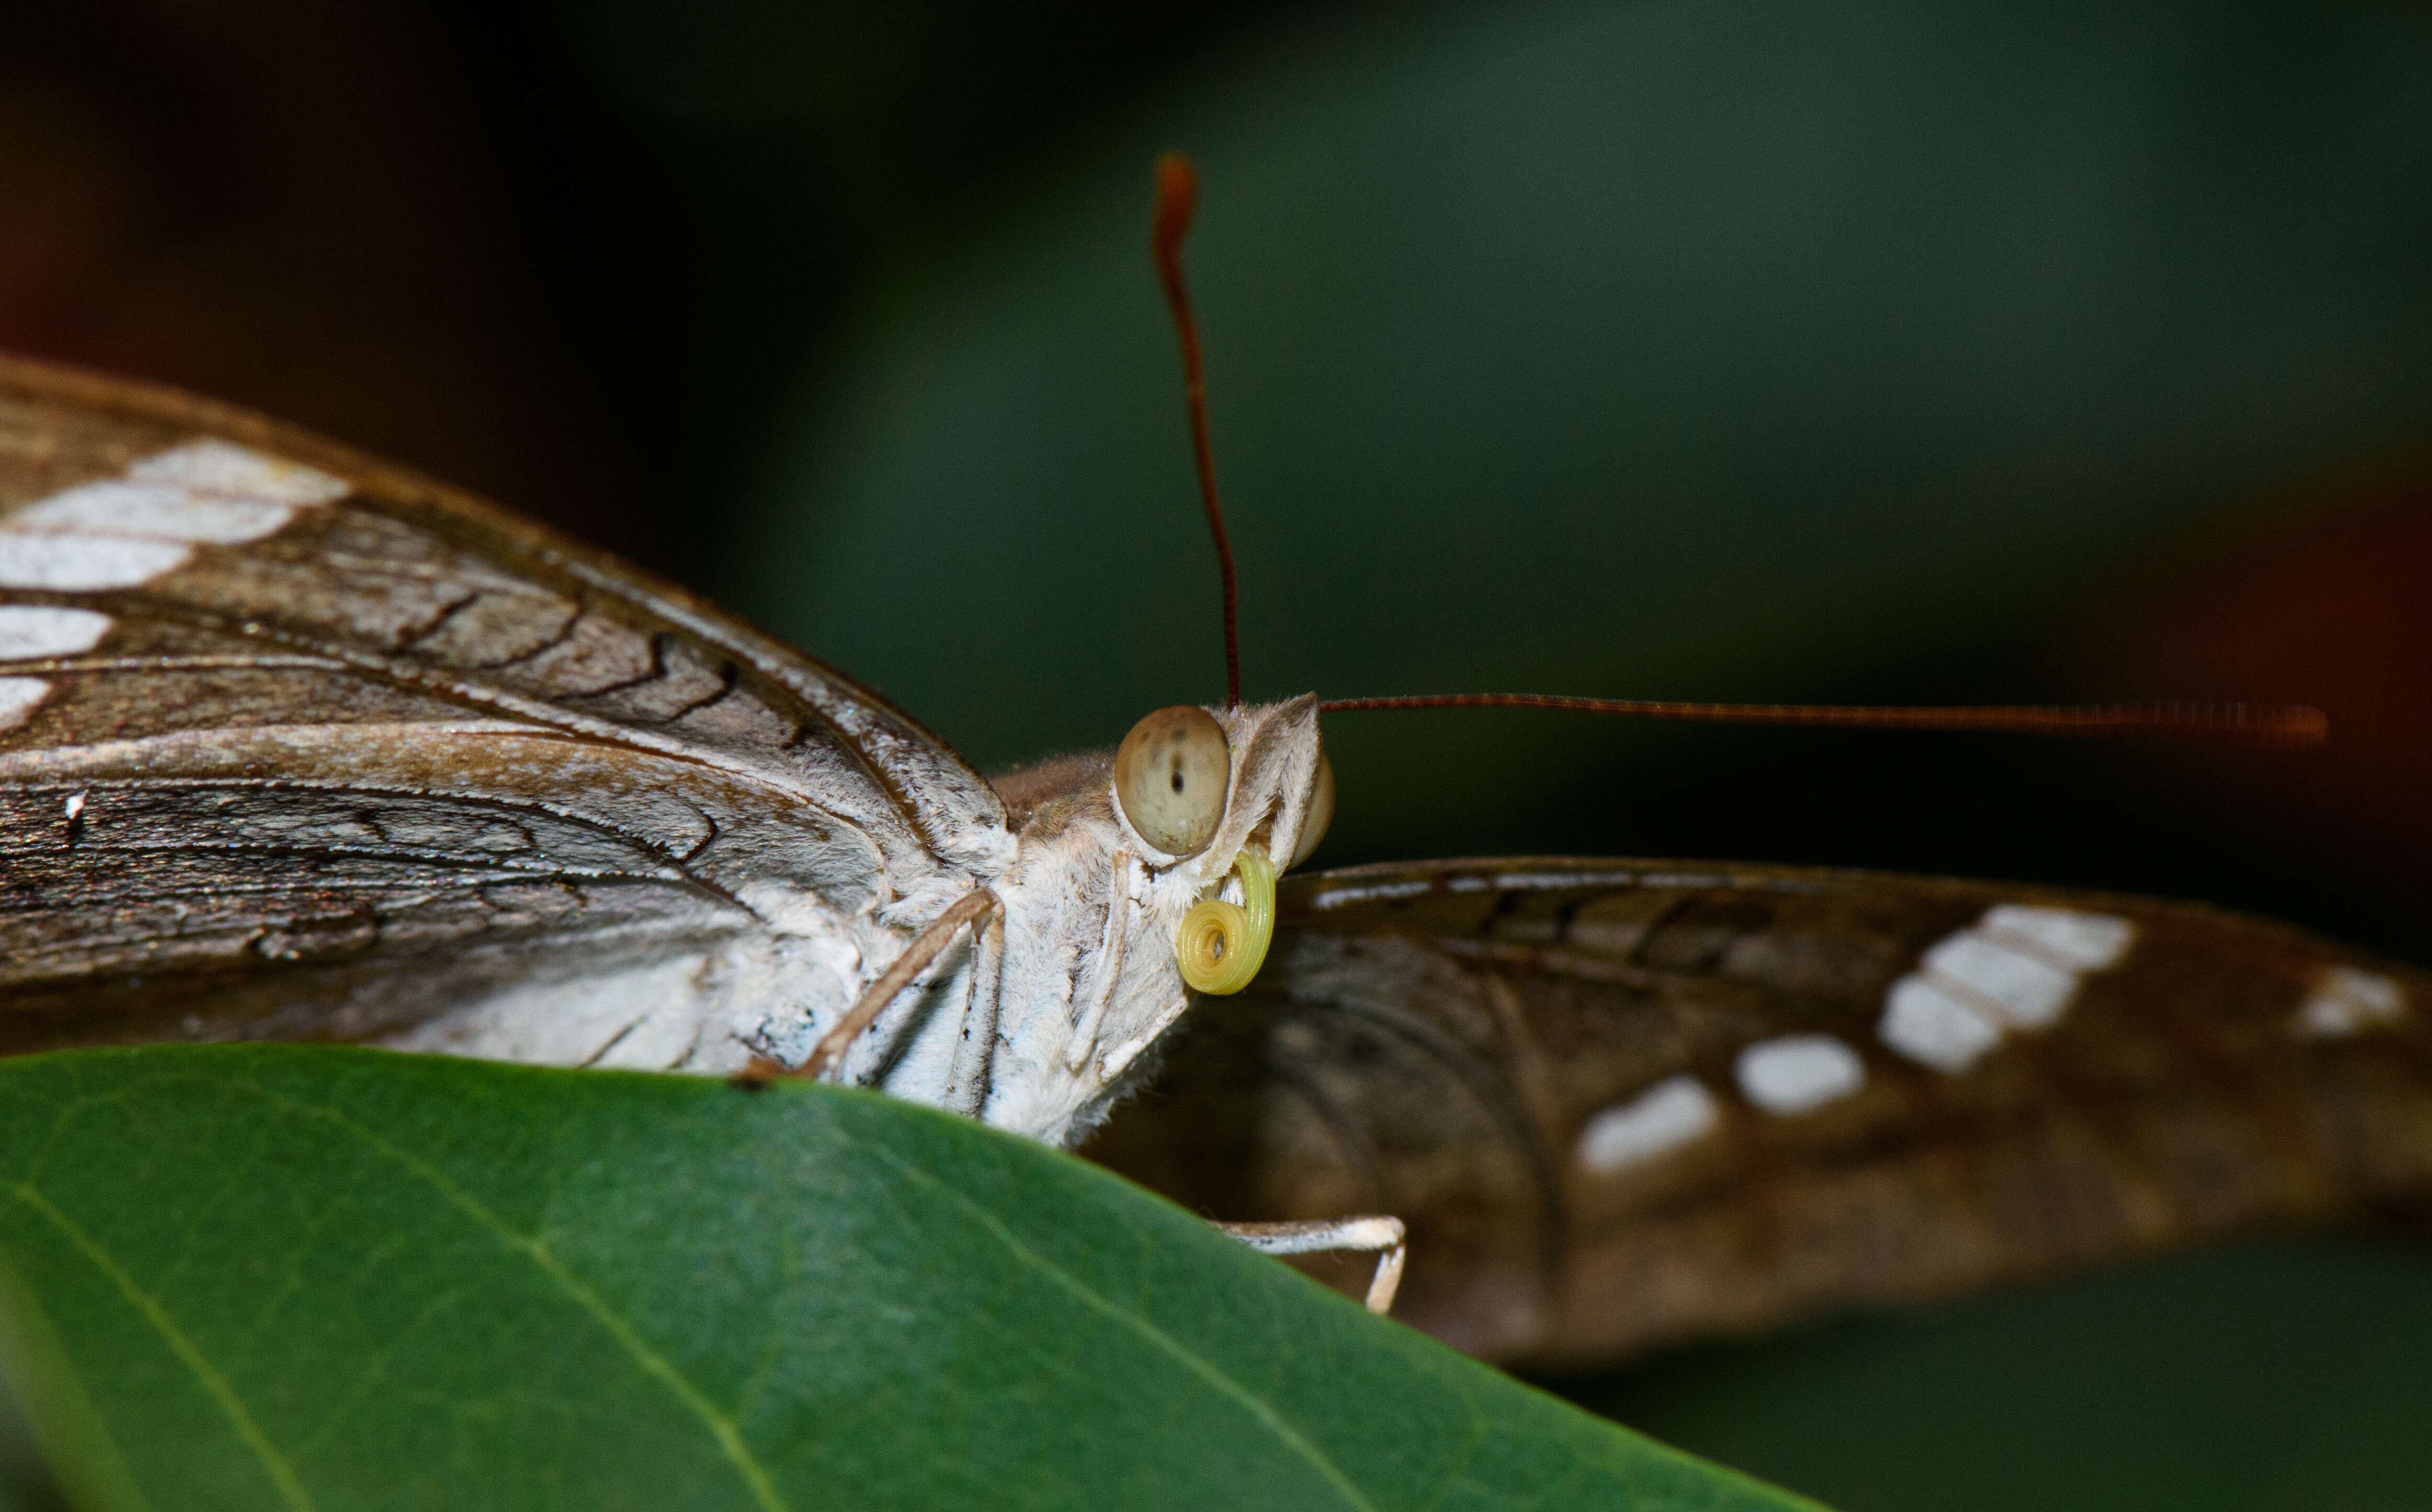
[847,695,1328,1147]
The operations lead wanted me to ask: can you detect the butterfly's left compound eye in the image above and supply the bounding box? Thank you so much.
[1113,705,1230,856]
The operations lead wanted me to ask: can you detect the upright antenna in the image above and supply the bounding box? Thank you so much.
[1151,151,1241,708]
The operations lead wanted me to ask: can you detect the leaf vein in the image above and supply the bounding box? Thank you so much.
[859,1141,1380,1512]
[273,1096,789,1512]
[5,1180,317,1512]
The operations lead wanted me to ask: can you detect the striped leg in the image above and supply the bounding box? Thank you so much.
[1217,1216,1407,1314]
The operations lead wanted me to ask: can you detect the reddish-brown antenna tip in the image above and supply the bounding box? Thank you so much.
[1152,152,1198,265]
[1149,150,1241,708]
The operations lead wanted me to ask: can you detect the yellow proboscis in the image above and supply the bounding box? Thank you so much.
[1174,842,1275,995]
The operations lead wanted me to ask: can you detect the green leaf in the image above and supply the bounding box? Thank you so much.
[0,1046,1820,1511]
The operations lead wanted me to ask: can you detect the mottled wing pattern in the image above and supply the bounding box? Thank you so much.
[1085,858,2432,1368]
[0,355,1008,1065]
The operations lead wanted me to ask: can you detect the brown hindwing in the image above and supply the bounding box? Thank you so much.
[1085,857,2432,1368]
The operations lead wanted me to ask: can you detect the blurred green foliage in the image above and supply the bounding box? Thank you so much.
[727,0,2432,925]
[1570,1236,2432,1511]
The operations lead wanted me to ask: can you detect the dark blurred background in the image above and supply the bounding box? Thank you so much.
[3,1,2428,1507]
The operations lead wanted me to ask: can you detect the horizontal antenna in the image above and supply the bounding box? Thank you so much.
[1315,694,2326,747]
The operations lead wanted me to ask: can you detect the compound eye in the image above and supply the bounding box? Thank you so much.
[1288,750,1335,869]
[1113,705,1230,856]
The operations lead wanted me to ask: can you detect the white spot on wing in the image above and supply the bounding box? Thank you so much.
[0,535,192,590]
[1980,904,2135,970]
[1736,1034,1866,1115]
[1922,932,2075,1028]
[1576,1075,1718,1172]
[126,439,350,507]
[16,483,299,544]
[0,605,111,659]
[0,676,49,729]
[1879,904,2137,1074]
[62,792,84,819]
[1880,975,2004,1073]
[0,440,347,589]
[2297,965,2407,1039]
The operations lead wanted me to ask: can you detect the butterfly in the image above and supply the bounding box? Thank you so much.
[0,157,2420,1376]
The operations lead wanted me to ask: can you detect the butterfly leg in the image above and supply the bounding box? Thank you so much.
[802,888,1001,1082]
[1064,851,1135,1070]
[942,910,1006,1118]
[1216,1217,1407,1314]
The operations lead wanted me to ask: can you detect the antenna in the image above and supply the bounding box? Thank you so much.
[1151,151,1242,708]
[1317,694,2327,747]
[1143,153,2323,754]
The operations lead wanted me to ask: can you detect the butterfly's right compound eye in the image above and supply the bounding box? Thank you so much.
[1113,705,1230,857]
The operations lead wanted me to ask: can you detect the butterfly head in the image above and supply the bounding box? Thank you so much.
[1108,694,1331,995]
[971,694,1330,1141]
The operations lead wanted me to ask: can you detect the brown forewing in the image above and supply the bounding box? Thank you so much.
[1084,857,2432,1369]
[0,354,1003,1050]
